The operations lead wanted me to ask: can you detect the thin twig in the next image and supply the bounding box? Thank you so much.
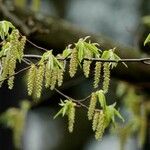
[0,66,31,83]
[26,39,48,52]
[78,94,91,102]
[55,88,88,109]
[24,54,42,59]
[22,59,31,65]
[23,54,150,65]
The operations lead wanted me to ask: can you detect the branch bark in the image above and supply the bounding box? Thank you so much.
[0,4,150,87]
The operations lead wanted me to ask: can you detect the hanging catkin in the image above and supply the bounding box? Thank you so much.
[69,48,78,77]
[27,64,37,96]
[95,112,107,140]
[103,62,110,93]
[68,104,76,133]
[35,63,45,99]
[94,62,102,88]
[88,92,97,120]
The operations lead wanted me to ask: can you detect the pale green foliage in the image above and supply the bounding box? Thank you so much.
[114,82,149,150]
[142,15,150,27]
[54,100,76,133]
[27,51,65,98]
[86,89,124,140]
[0,101,30,149]
[0,21,126,145]
[0,22,26,89]
[144,33,150,46]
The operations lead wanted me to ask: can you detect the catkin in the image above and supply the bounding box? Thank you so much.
[103,62,110,93]
[68,104,75,133]
[8,55,16,89]
[0,56,10,86]
[18,36,26,60]
[88,92,97,120]
[57,68,64,87]
[44,63,52,88]
[92,111,99,131]
[27,64,37,96]
[69,48,78,77]
[35,63,45,99]
[94,62,102,88]
[50,68,58,90]
[95,112,106,140]
[83,60,92,78]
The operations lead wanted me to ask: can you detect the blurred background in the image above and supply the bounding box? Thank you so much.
[0,0,150,150]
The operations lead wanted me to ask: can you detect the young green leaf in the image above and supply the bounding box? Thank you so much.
[97,90,106,110]
[144,33,150,46]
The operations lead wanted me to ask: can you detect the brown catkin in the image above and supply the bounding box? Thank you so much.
[83,60,92,78]
[103,62,110,93]
[35,63,45,99]
[95,112,107,140]
[27,64,37,96]
[68,104,75,133]
[69,48,78,77]
[92,111,100,131]
[94,62,102,88]
[88,92,97,120]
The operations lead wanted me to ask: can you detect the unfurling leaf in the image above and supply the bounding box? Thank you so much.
[144,33,150,46]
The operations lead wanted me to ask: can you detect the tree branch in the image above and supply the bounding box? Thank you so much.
[1,4,150,86]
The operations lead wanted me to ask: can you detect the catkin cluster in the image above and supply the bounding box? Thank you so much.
[44,63,64,90]
[69,48,78,77]
[0,29,26,89]
[27,63,45,99]
[27,59,65,99]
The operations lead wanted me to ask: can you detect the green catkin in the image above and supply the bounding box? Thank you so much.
[94,62,102,88]
[103,62,110,93]
[8,55,16,89]
[57,68,64,87]
[69,48,78,77]
[27,64,37,96]
[83,60,92,78]
[0,56,10,86]
[18,36,26,60]
[7,43,19,89]
[88,92,97,120]
[50,68,57,90]
[95,112,106,140]
[68,104,75,133]
[44,63,52,88]
[35,63,45,99]
[92,111,100,131]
